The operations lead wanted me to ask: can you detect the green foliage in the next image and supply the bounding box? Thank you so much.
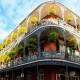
[67,14,73,18]
[0,45,2,51]
[70,38,77,49]
[1,54,8,63]
[29,17,38,25]
[26,38,37,52]
[12,33,18,40]
[8,50,15,60]
[15,45,24,55]
[2,42,6,48]
[48,31,58,43]
[19,27,26,34]
[78,28,80,31]
[7,36,12,43]
[48,6,56,15]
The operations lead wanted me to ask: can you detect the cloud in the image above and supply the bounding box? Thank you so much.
[0,0,80,43]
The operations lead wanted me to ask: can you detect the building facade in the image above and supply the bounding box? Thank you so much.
[0,1,80,80]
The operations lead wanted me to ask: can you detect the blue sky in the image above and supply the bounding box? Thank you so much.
[0,0,80,43]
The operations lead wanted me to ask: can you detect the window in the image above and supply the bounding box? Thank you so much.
[27,71,32,80]
[39,69,44,80]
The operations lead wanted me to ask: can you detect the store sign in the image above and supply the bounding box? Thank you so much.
[70,71,75,76]
[21,73,24,77]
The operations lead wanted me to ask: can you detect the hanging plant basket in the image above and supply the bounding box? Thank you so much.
[26,38,37,52]
[29,17,38,25]
[70,38,77,49]
[19,27,26,34]
[67,14,73,22]
[48,6,56,15]
[15,45,24,55]
[48,31,58,43]
[12,33,18,40]
[7,37,12,44]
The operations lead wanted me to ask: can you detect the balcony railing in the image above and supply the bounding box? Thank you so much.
[0,34,25,56]
[0,50,80,69]
[0,18,79,57]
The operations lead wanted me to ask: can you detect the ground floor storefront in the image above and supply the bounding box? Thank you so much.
[0,65,80,80]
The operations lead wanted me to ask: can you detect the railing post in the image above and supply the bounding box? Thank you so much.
[63,34,67,55]
[65,66,68,80]
[37,36,40,59]
[12,71,14,80]
[37,65,38,80]
[23,42,26,57]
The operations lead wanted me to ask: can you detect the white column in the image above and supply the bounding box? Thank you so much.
[74,16,77,32]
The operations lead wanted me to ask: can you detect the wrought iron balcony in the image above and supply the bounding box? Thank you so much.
[0,18,79,56]
[0,50,80,70]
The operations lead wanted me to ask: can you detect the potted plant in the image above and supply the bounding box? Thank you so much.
[19,27,26,34]
[26,38,37,52]
[70,38,77,49]
[34,52,38,56]
[12,33,18,40]
[29,17,38,25]
[48,6,56,15]
[65,53,69,56]
[67,14,73,22]
[15,45,24,55]
[48,31,58,43]
[7,36,12,44]
[2,42,6,48]
[64,21,67,25]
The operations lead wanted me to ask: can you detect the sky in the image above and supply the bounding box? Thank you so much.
[0,0,80,43]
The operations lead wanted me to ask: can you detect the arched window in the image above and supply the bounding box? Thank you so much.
[39,69,44,80]
[27,71,32,80]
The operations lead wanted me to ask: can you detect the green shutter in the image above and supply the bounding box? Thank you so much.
[69,47,72,56]
[73,49,75,56]
[56,40,59,51]
[66,45,68,53]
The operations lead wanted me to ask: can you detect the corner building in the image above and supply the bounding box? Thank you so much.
[0,1,80,80]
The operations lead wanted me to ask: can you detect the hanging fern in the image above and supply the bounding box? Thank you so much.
[12,33,18,40]
[26,38,37,52]
[48,31,58,43]
[70,38,77,49]
[48,6,56,15]
[19,27,26,34]
[15,45,24,55]
[7,36,12,43]
[29,17,38,25]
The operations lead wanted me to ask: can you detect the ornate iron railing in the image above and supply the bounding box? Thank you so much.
[0,50,80,69]
[0,18,78,56]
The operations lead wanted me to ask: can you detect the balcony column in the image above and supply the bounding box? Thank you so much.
[74,16,77,32]
[37,65,38,80]
[39,8,42,21]
[12,71,14,80]
[60,6,65,25]
[23,41,26,57]
[65,66,68,80]
[0,73,1,80]
[37,36,40,59]
[17,25,20,41]
[63,33,67,54]
[22,68,23,80]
